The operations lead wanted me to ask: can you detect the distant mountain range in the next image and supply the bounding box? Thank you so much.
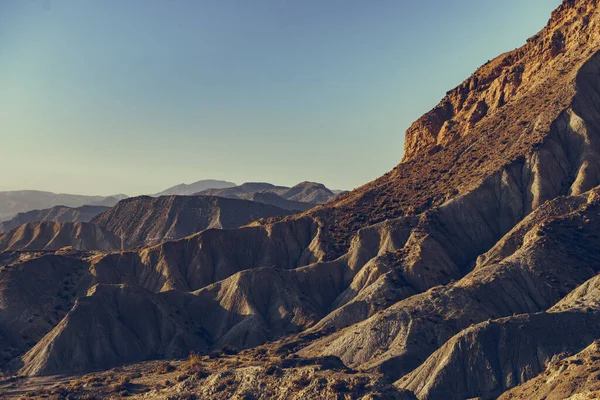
[0,181,340,249]
[0,205,110,233]
[0,191,127,221]
[153,179,236,196]
[0,181,341,226]
[198,181,338,210]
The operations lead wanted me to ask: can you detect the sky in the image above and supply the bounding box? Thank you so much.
[0,0,562,196]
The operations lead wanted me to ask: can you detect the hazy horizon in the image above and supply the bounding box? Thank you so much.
[1,0,561,196]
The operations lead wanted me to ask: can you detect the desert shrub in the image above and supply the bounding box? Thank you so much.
[254,348,267,356]
[293,375,312,389]
[68,380,83,391]
[180,352,210,379]
[194,370,210,379]
[155,361,176,374]
[330,380,350,393]
[81,375,103,387]
[263,362,283,376]
[316,356,345,371]
[110,376,130,392]
[182,352,203,369]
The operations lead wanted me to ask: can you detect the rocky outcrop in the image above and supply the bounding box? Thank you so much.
[0,222,121,251]
[0,205,109,233]
[91,195,293,248]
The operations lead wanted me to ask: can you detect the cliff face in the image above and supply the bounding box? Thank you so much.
[403,0,600,162]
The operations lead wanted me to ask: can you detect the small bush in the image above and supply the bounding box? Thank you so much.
[180,352,210,379]
[110,376,131,392]
[263,362,283,377]
[293,375,312,389]
[184,352,203,369]
[155,361,176,374]
[330,380,350,393]
[193,370,210,380]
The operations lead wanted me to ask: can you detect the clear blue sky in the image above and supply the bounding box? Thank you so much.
[0,0,561,195]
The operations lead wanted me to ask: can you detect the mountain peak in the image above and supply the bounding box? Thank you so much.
[402,0,600,162]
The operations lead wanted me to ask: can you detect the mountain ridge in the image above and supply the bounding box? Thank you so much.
[0,205,109,233]
[0,191,127,222]
[153,179,236,197]
[0,221,121,252]
[91,194,295,248]
[198,181,338,211]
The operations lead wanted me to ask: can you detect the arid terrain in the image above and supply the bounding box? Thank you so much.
[1,1,600,399]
